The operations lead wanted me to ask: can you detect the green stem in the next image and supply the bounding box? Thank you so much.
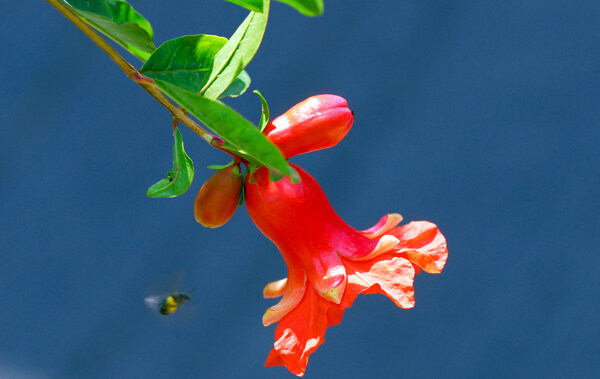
[46,0,216,144]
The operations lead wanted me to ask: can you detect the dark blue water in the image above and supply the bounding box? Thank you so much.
[0,1,598,378]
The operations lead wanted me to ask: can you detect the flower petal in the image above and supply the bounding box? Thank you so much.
[265,254,420,376]
[360,213,403,239]
[265,287,344,376]
[263,256,308,326]
[263,278,306,327]
[342,254,416,309]
[342,234,400,261]
[390,221,448,274]
[404,250,441,274]
[264,278,288,299]
[300,249,347,304]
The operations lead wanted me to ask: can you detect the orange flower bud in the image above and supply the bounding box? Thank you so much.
[264,94,354,158]
[194,164,242,228]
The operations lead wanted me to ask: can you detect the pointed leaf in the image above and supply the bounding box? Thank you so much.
[200,0,270,99]
[153,79,297,181]
[140,35,226,93]
[62,0,155,62]
[147,128,194,198]
[140,35,251,97]
[275,0,323,16]
[225,0,264,12]
[254,90,270,132]
[206,161,234,170]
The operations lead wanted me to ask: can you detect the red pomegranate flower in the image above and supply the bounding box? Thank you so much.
[245,164,448,376]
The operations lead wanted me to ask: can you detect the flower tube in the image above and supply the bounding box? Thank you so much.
[245,164,447,376]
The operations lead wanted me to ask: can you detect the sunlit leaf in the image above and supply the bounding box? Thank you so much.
[200,0,270,99]
[153,79,297,181]
[141,35,225,92]
[140,35,251,97]
[275,0,323,16]
[62,0,155,62]
[225,0,264,12]
[147,128,194,198]
[254,90,270,132]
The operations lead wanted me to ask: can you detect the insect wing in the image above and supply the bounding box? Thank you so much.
[144,295,165,311]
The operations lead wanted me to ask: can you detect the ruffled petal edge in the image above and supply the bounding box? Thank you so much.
[342,254,416,309]
[391,221,448,274]
[265,287,345,376]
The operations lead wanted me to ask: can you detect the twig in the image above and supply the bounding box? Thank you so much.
[46,0,217,144]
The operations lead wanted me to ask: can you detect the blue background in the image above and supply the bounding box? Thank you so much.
[1,1,598,378]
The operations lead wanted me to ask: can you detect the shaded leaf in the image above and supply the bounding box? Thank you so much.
[200,0,269,99]
[141,35,251,97]
[275,0,323,16]
[147,128,194,198]
[62,0,155,62]
[219,70,251,99]
[225,0,264,12]
[153,79,297,181]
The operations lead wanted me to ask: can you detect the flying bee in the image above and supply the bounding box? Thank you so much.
[144,291,193,316]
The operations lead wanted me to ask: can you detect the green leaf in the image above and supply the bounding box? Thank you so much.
[218,70,251,99]
[153,79,297,181]
[147,128,194,198]
[140,35,251,97]
[140,35,226,93]
[63,0,155,62]
[225,0,264,12]
[207,161,234,170]
[200,0,270,99]
[275,0,324,16]
[238,175,246,205]
[254,90,270,132]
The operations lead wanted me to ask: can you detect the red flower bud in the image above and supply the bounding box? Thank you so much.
[264,94,354,158]
[194,164,242,228]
